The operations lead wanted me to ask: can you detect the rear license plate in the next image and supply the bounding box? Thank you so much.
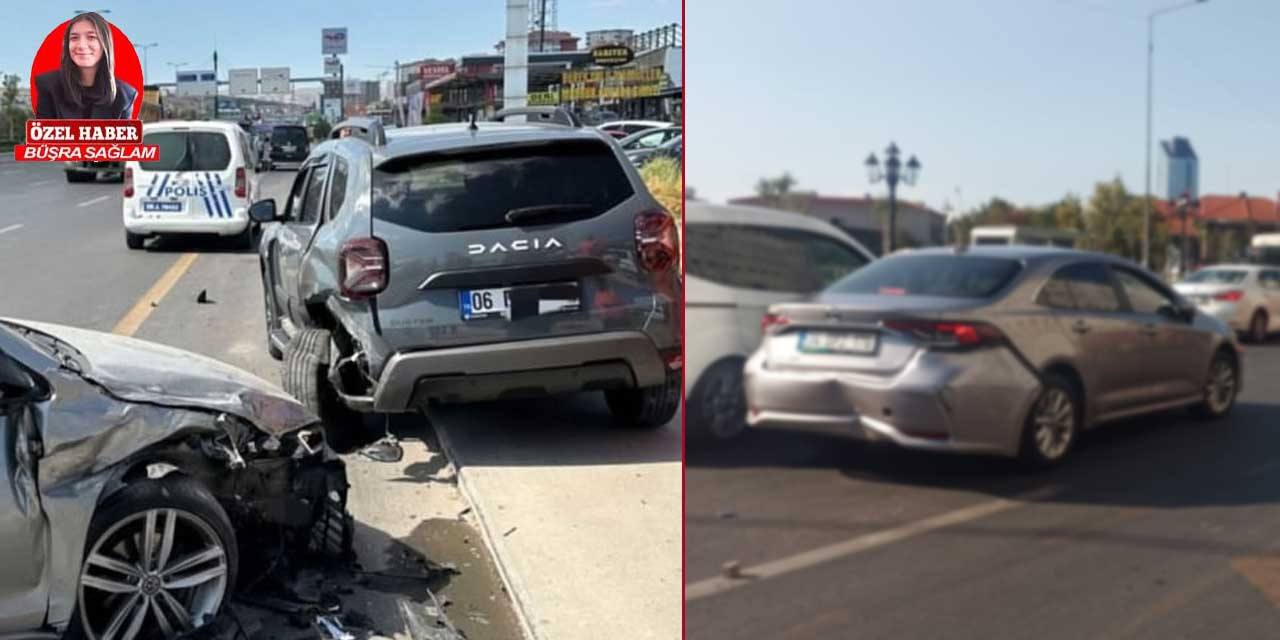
[460,287,512,320]
[142,201,183,213]
[459,283,581,321]
[798,330,878,355]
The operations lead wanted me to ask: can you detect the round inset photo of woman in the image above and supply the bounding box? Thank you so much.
[30,12,142,120]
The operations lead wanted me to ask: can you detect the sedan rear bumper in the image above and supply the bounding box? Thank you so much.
[743,346,1042,457]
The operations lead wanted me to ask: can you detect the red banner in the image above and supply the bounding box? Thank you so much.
[25,119,143,145]
[15,144,158,162]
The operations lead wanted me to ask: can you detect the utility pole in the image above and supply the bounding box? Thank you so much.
[339,61,345,120]
[538,0,548,52]
[212,48,219,120]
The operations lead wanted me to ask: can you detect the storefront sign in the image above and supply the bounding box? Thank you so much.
[419,62,456,83]
[560,83,664,102]
[562,67,664,85]
[528,90,560,106]
[591,44,634,67]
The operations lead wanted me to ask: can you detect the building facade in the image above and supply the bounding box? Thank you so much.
[1158,136,1199,200]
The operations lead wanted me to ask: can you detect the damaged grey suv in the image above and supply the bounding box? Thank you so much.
[0,318,349,638]
[251,112,683,445]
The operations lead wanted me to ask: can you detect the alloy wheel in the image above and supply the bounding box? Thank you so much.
[1205,357,1236,415]
[705,372,747,440]
[78,508,228,640]
[1033,388,1075,461]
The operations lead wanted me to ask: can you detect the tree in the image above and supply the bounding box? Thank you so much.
[1082,176,1168,265]
[1,73,25,142]
[753,172,807,212]
[1050,194,1085,231]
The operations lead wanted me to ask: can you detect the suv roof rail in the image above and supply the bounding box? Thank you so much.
[490,106,582,128]
[331,117,387,145]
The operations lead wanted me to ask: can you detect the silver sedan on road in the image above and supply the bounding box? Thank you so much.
[744,246,1242,467]
[1173,264,1280,344]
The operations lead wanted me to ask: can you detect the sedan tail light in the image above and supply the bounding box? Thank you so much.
[338,237,388,299]
[884,320,1005,349]
[235,167,247,198]
[123,168,133,198]
[1214,290,1244,302]
[634,210,679,273]
[761,313,791,333]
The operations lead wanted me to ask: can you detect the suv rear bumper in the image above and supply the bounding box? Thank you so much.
[369,331,670,411]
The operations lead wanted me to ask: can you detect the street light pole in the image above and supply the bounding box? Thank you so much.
[134,42,158,81]
[866,142,921,255]
[1143,0,1208,269]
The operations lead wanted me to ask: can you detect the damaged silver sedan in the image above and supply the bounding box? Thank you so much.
[0,318,350,639]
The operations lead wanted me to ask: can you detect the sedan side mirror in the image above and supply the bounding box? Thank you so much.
[1162,299,1197,322]
[248,199,279,223]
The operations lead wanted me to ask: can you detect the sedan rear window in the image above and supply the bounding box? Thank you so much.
[139,131,231,171]
[1184,269,1247,284]
[827,254,1022,298]
[372,141,634,233]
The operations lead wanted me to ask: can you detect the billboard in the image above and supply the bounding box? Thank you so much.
[229,68,258,96]
[324,56,341,79]
[418,62,455,83]
[176,69,216,97]
[260,67,290,93]
[322,28,348,55]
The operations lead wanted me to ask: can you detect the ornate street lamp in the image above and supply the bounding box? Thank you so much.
[866,142,921,255]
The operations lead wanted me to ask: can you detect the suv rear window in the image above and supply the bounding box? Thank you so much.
[271,127,309,146]
[827,254,1022,298]
[139,131,231,171]
[372,141,634,233]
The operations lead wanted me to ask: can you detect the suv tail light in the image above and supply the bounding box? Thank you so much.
[123,168,133,198]
[884,320,1005,349]
[634,210,679,273]
[1214,290,1244,302]
[761,313,790,333]
[338,237,388,299]
[235,167,246,198]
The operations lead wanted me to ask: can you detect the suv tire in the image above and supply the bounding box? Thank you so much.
[125,230,145,250]
[283,327,366,451]
[605,370,681,429]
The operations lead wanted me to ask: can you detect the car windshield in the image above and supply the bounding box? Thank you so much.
[139,131,231,172]
[372,141,634,233]
[826,254,1023,298]
[1185,269,1248,284]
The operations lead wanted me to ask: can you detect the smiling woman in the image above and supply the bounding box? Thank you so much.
[32,12,137,120]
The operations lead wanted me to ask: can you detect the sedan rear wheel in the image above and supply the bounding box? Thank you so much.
[1019,374,1079,469]
[69,477,237,640]
[1249,311,1268,344]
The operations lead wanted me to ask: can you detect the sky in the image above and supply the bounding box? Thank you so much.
[687,0,1280,215]
[0,0,679,95]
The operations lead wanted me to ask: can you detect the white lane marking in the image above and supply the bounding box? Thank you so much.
[0,224,22,235]
[77,195,111,207]
[684,484,1065,601]
[30,179,53,187]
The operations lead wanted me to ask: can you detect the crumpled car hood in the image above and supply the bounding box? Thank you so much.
[8,319,319,436]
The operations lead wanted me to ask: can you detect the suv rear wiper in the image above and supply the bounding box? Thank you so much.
[504,204,593,226]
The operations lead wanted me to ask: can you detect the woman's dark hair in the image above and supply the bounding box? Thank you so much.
[59,12,116,107]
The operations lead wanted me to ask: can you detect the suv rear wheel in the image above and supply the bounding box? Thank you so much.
[604,370,680,429]
[282,327,367,451]
[125,230,145,250]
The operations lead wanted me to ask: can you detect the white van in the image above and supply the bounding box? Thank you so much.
[684,201,875,441]
[122,121,261,250]
[970,224,1079,248]
[1248,233,1280,266]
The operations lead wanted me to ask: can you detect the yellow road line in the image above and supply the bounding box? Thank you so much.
[112,253,199,336]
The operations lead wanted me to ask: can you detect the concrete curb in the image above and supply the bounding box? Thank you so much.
[429,412,542,640]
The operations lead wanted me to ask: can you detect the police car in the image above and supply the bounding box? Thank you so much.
[122,121,261,249]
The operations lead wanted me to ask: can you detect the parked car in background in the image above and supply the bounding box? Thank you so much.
[618,126,682,152]
[628,134,682,168]
[269,124,311,169]
[1248,233,1280,267]
[684,201,874,441]
[64,160,123,183]
[251,109,683,447]
[745,247,1242,467]
[597,119,673,137]
[122,120,261,250]
[0,317,348,638]
[1174,264,1280,343]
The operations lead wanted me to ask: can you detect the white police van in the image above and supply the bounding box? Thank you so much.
[122,121,261,249]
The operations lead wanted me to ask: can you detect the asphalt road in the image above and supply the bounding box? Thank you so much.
[686,338,1280,638]
[0,156,680,639]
